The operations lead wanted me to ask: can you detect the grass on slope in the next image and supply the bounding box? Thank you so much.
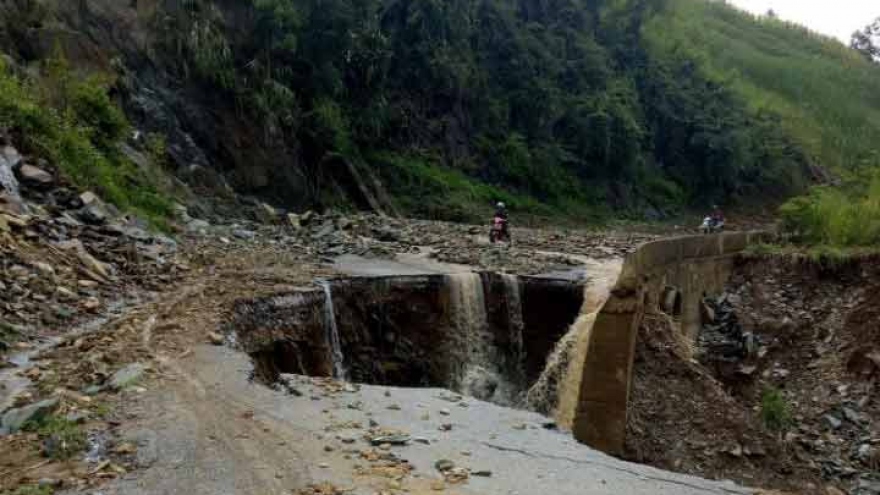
[646,0,880,175]
[0,55,172,228]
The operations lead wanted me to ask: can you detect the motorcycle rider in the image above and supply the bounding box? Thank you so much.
[709,204,725,230]
[492,201,510,242]
[494,201,508,221]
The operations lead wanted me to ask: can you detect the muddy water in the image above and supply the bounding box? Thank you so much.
[502,273,526,390]
[447,272,520,405]
[526,258,623,428]
[317,280,347,380]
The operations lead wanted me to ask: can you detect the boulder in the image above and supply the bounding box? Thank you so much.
[78,203,110,225]
[1,398,59,434]
[109,363,147,390]
[16,164,54,188]
[259,202,278,222]
[79,191,100,206]
[233,229,256,240]
[56,239,110,281]
[186,219,210,233]
[287,213,302,230]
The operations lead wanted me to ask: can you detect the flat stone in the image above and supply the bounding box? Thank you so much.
[825,415,842,430]
[1,398,59,434]
[109,363,147,390]
[17,164,54,188]
[186,219,210,233]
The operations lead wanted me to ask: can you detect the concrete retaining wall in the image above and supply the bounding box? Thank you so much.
[570,231,768,455]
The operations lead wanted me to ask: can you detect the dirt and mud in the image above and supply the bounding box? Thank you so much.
[627,255,880,495]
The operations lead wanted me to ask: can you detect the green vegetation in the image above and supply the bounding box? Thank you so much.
[780,177,880,247]
[3,486,54,495]
[650,0,880,178]
[4,0,878,224]
[0,52,172,227]
[22,414,87,460]
[760,386,792,431]
[144,0,880,219]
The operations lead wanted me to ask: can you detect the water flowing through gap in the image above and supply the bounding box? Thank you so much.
[318,280,347,380]
[237,272,584,410]
[502,273,526,392]
[446,273,520,406]
[0,155,21,202]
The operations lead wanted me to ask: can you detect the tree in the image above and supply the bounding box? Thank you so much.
[851,18,880,63]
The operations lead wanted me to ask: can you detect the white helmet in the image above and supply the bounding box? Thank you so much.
[496,202,506,209]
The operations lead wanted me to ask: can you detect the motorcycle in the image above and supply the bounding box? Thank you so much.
[489,216,510,244]
[700,217,725,234]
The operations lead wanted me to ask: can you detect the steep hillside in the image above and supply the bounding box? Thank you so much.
[647,0,880,179]
[0,0,878,224]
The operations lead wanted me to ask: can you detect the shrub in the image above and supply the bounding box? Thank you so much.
[0,55,172,228]
[760,387,792,431]
[780,173,880,247]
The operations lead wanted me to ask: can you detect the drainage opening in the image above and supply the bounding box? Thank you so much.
[232,272,583,407]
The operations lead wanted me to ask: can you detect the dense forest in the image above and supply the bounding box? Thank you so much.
[1,0,880,224]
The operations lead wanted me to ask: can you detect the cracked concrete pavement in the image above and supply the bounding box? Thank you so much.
[71,344,754,495]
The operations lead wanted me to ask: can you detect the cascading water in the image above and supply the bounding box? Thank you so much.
[501,273,526,392]
[0,153,21,202]
[318,280,347,380]
[526,258,623,428]
[447,272,517,405]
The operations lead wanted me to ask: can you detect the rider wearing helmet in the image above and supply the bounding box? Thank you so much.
[495,201,508,220]
[710,204,725,228]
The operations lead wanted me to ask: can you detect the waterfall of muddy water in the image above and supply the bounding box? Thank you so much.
[447,273,517,405]
[318,281,347,380]
[526,258,623,429]
[502,273,526,392]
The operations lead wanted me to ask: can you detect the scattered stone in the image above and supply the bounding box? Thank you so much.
[386,403,401,411]
[109,363,147,390]
[439,423,453,431]
[370,434,410,446]
[113,442,138,455]
[434,459,455,472]
[512,423,527,430]
[186,219,210,233]
[438,408,450,416]
[471,470,493,477]
[233,229,256,240]
[0,398,59,434]
[208,332,225,345]
[825,415,843,430]
[843,407,861,424]
[17,164,54,188]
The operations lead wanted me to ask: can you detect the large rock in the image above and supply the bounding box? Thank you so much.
[17,164,54,189]
[186,219,210,234]
[1,398,59,434]
[109,363,147,390]
[56,239,111,281]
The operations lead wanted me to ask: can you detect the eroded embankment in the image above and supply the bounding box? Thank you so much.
[626,254,880,495]
[232,272,584,407]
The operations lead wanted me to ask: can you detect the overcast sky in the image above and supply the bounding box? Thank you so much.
[728,0,879,42]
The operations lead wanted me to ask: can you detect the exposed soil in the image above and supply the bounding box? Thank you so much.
[626,255,880,495]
